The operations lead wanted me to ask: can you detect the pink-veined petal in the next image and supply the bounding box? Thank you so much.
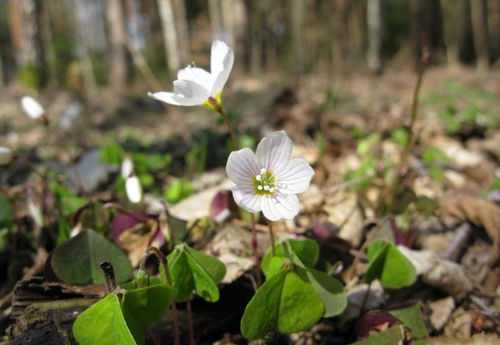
[210,41,234,95]
[261,194,299,221]
[177,66,213,91]
[226,148,259,187]
[256,131,293,173]
[232,187,262,213]
[275,158,314,195]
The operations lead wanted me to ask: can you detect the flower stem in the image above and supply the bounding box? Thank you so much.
[216,106,239,150]
[384,51,428,213]
[187,296,195,345]
[250,213,262,286]
[267,220,276,256]
[146,247,181,345]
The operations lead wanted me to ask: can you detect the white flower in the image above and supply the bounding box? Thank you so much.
[125,175,143,204]
[121,156,134,179]
[0,146,13,165]
[148,40,234,110]
[226,131,314,221]
[21,96,45,120]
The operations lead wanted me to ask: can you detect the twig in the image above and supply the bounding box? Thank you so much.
[442,222,473,262]
[250,213,262,286]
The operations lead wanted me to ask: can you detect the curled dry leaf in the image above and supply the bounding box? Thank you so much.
[397,246,472,299]
[439,194,500,250]
[428,297,455,331]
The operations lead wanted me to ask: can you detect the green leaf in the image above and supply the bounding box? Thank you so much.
[298,267,347,317]
[241,268,325,340]
[99,141,125,165]
[0,197,13,224]
[51,230,133,285]
[80,202,113,234]
[357,134,381,156]
[349,325,406,345]
[365,240,416,289]
[388,303,428,345]
[165,179,195,204]
[121,278,172,345]
[73,294,137,345]
[166,244,226,302]
[56,218,71,245]
[261,238,319,277]
[53,184,88,217]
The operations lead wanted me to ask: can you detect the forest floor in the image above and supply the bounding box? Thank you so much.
[0,65,499,344]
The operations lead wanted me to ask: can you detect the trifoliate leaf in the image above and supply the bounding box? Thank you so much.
[365,240,416,289]
[51,229,133,285]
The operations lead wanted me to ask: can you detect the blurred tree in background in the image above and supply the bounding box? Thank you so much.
[1,0,499,94]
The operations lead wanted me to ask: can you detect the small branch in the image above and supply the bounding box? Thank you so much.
[100,262,116,294]
[442,222,473,262]
[250,213,262,286]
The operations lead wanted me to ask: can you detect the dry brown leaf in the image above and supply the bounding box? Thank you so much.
[429,297,455,331]
[439,194,500,249]
[398,246,473,298]
[429,333,499,345]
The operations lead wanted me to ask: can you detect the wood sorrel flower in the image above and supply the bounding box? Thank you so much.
[0,146,14,165]
[125,175,143,204]
[226,131,314,221]
[21,96,45,120]
[148,40,234,111]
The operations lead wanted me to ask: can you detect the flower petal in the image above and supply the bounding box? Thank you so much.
[148,79,210,106]
[261,194,299,221]
[256,131,293,173]
[0,146,13,165]
[226,148,259,187]
[232,187,262,213]
[172,79,210,105]
[275,158,314,195]
[126,176,143,204]
[210,40,234,95]
[21,96,45,119]
[148,91,183,106]
[177,66,213,91]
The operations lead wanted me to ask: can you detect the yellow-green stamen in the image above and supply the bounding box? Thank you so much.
[253,168,276,196]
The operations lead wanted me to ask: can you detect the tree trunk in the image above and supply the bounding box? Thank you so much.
[290,0,306,77]
[106,0,128,91]
[441,0,463,66]
[157,0,181,75]
[471,0,490,71]
[172,0,189,63]
[249,0,263,74]
[367,0,383,74]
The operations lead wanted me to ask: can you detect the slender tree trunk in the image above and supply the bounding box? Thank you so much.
[157,0,181,75]
[471,0,490,71]
[441,0,463,66]
[367,0,383,74]
[220,0,247,69]
[249,0,263,74]
[106,0,128,91]
[172,0,189,63]
[290,0,306,77]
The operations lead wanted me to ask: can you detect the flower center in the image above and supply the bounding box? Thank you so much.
[253,168,276,196]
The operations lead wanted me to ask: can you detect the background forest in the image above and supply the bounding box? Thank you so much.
[1,1,500,345]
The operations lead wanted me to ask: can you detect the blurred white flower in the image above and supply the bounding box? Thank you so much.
[148,40,234,110]
[226,131,314,221]
[125,175,143,204]
[121,156,134,179]
[21,96,45,120]
[0,146,13,165]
